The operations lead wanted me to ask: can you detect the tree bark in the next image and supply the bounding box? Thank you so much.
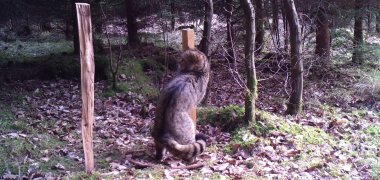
[170,1,176,31]
[225,0,236,67]
[352,0,364,64]
[240,0,257,124]
[72,0,80,54]
[93,0,103,34]
[65,19,71,40]
[271,0,280,49]
[367,4,372,34]
[254,0,265,54]
[199,0,213,57]
[281,0,289,51]
[283,0,303,115]
[376,13,380,33]
[315,6,331,65]
[125,0,139,45]
[199,0,213,106]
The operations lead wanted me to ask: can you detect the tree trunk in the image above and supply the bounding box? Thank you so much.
[271,0,280,49]
[281,0,289,51]
[367,4,372,34]
[93,0,103,34]
[367,15,372,34]
[254,0,265,54]
[283,0,303,115]
[225,0,236,67]
[240,0,257,124]
[199,0,213,106]
[125,0,140,45]
[199,0,213,57]
[315,6,331,65]
[65,19,71,40]
[352,0,364,64]
[71,0,80,54]
[376,13,380,33]
[170,1,175,31]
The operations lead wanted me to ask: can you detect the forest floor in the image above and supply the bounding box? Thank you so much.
[0,35,380,179]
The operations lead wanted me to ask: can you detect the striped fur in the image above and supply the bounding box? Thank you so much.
[159,134,207,162]
[152,49,209,163]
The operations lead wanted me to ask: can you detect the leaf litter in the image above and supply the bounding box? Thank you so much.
[0,57,379,179]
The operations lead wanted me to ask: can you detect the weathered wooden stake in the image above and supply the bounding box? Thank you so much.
[181,29,197,124]
[76,3,95,173]
[182,29,195,50]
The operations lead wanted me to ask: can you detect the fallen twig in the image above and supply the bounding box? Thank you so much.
[170,163,205,170]
[127,158,159,168]
[123,149,146,155]
[127,157,205,170]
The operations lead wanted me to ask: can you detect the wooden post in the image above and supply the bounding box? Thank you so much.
[182,29,195,50]
[76,3,95,173]
[181,29,197,124]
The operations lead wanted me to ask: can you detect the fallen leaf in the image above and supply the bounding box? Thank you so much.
[110,162,128,170]
[212,163,229,172]
[52,163,65,170]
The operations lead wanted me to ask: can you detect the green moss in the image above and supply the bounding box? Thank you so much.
[118,60,159,99]
[0,133,68,174]
[41,54,107,80]
[355,69,380,101]
[326,163,342,177]
[0,138,36,174]
[332,28,353,49]
[357,43,380,64]
[38,134,65,149]
[252,110,278,136]
[189,172,231,180]
[134,167,164,180]
[63,171,102,180]
[252,78,258,98]
[39,157,79,172]
[279,121,333,145]
[369,160,380,179]
[0,40,72,61]
[363,125,380,146]
[351,109,367,117]
[197,105,244,131]
[231,128,258,149]
[222,146,233,154]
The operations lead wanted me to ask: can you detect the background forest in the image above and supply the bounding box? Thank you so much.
[0,0,379,179]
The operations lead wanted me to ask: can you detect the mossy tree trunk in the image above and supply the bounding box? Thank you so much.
[240,0,257,124]
[283,0,303,115]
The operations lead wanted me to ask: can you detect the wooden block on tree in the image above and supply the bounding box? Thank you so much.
[182,29,195,50]
[76,3,95,174]
[181,29,197,123]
